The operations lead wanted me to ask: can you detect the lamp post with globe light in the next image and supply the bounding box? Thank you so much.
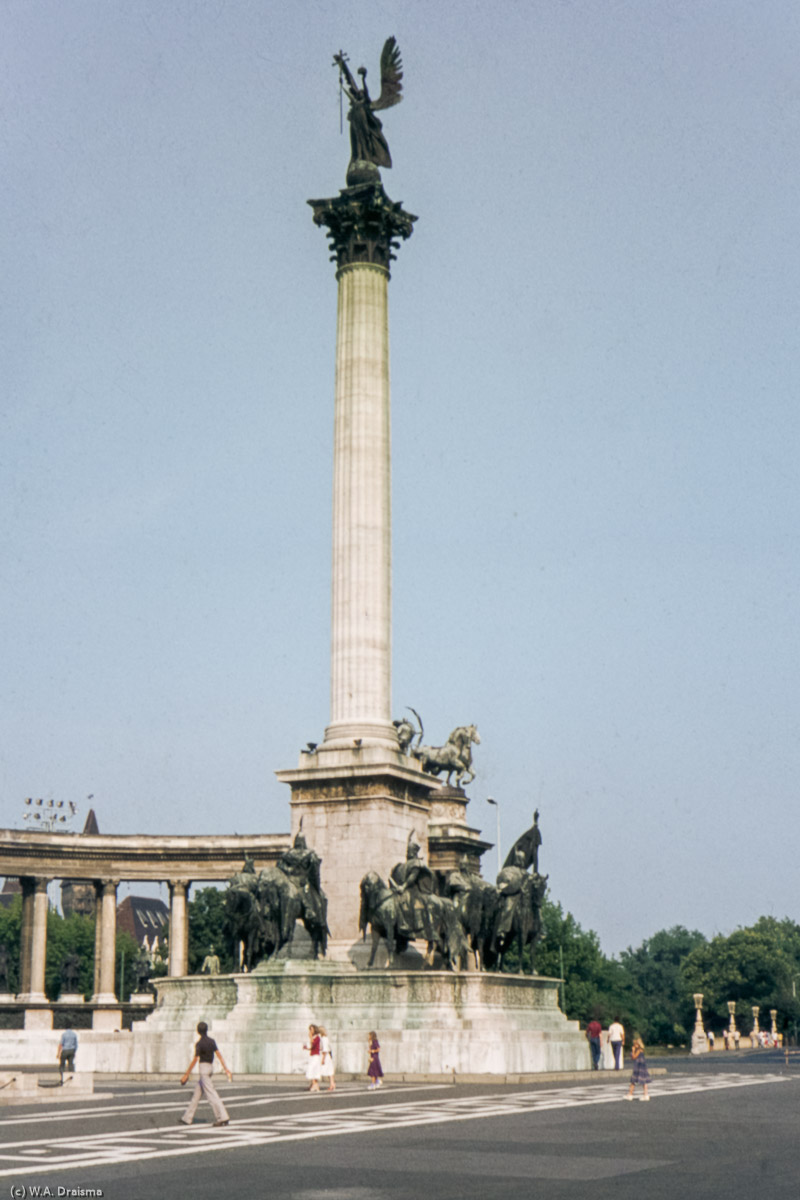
[727,1001,738,1048]
[691,993,708,1054]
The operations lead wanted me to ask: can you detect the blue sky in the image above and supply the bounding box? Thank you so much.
[2,1,798,956]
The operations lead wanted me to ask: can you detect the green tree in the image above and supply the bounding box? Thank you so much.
[188,886,235,974]
[0,895,22,992]
[502,895,633,1025]
[680,917,800,1033]
[45,910,96,999]
[618,926,707,1045]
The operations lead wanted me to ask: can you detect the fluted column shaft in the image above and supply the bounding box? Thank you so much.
[168,880,190,977]
[324,262,395,748]
[92,880,118,1003]
[19,877,49,1001]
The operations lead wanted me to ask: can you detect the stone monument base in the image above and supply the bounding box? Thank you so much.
[136,963,590,1077]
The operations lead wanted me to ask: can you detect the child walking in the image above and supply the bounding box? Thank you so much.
[626,1035,651,1102]
[367,1030,383,1090]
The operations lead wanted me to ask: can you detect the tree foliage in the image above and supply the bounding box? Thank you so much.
[502,894,634,1026]
[619,925,707,1044]
[0,895,143,1000]
[188,886,235,974]
[680,916,800,1032]
[0,896,22,992]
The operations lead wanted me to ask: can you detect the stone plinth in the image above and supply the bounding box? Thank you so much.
[277,752,439,950]
[0,1072,99,1107]
[23,1006,53,1031]
[91,1007,123,1032]
[278,756,491,954]
[426,786,492,875]
[138,964,590,1077]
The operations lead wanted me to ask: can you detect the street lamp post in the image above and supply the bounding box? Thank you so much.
[486,798,501,877]
[691,993,708,1055]
[751,1006,760,1048]
[727,1001,738,1049]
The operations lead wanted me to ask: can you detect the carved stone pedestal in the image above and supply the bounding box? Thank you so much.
[276,752,437,953]
[137,965,590,1077]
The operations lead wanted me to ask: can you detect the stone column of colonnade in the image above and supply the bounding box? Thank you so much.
[91,879,119,1004]
[17,877,49,1004]
[168,880,190,977]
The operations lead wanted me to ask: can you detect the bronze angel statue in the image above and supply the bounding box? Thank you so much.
[334,38,404,186]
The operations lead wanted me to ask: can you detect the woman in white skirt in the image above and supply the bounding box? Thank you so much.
[318,1025,335,1092]
[304,1024,321,1092]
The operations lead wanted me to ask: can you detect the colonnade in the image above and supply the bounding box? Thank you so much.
[12,875,193,1021]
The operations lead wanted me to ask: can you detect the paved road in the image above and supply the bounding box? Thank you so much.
[1,1052,798,1199]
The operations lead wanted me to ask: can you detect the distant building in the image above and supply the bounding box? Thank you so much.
[116,895,169,954]
[61,808,100,917]
[0,877,21,909]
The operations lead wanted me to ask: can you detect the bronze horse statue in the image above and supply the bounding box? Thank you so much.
[359,870,467,970]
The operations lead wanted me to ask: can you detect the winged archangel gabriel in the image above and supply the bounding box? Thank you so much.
[333,37,404,186]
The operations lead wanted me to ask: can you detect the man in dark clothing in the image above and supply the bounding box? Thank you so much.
[586,1019,602,1070]
[180,1021,233,1126]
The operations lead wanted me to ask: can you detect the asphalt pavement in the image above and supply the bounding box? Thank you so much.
[1,1050,798,1200]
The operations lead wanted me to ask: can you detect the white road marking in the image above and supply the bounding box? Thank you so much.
[0,1074,790,1179]
[0,1082,452,1127]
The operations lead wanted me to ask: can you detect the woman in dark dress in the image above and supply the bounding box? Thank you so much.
[626,1035,651,1101]
[367,1030,383,1090]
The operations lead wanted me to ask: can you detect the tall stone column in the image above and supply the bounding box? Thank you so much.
[18,877,49,1004]
[168,880,190,977]
[277,182,486,955]
[91,879,118,1004]
[309,182,416,754]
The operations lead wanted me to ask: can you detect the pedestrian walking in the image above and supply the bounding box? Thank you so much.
[304,1024,321,1092]
[586,1018,602,1070]
[608,1017,625,1070]
[56,1028,78,1081]
[367,1030,383,1089]
[625,1035,651,1102]
[179,1021,233,1126]
[318,1025,335,1092]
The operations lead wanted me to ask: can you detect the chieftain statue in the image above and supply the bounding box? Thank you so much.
[334,37,404,186]
[443,854,498,971]
[224,826,329,970]
[131,948,154,994]
[360,814,548,975]
[359,832,466,969]
[59,951,81,994]
[485,812,547,973]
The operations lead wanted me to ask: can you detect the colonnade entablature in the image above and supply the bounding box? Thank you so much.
[0,829,289,1030]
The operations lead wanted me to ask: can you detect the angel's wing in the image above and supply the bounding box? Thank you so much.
[371,36,403,111]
